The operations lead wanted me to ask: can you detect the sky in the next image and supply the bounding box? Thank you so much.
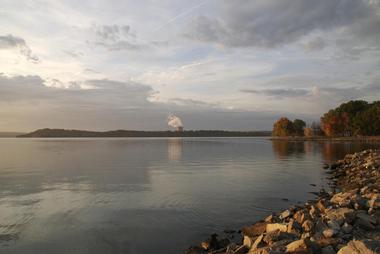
[0,0,380,131]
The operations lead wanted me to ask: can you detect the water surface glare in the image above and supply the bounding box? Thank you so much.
[0,137,379,254]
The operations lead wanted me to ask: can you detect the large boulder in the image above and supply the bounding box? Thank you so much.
[266,223,288,233]
[242,222,268,238]
[337,239,380,254]
[285,238,312,253]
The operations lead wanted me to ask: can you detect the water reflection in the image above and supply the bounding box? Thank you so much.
[167,139,183,161]
[272,140,380,163]
[271,140,306,159]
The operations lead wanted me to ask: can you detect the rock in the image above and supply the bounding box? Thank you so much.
[325,208,356,225]
[323,228,337,238]
[341,222,353,234]
[316,200,327,213]
[327,220,341,232]
[302,220,314,232]
[242,222,268,238]
[248,246,271,254]
[263,229,296,245]
[355,212,377,230]
[243,235,254,249]
[250,234,264,251]
[314,238,340,248]
[287,218,301,234]
[280,210,292,220]
[201,234,218,250]
[264,214,274,223]
[285,239,311,253]
[321,245,336,254]
[315,219,329,236]
[266,223,288,233]
[330,192,352,207]
[309,205,319,219]
[337,239,380,254]
[233,245,248,254]
[294,210,308,225]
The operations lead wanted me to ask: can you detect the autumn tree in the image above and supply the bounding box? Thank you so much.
[320,100,377,136]
[272,117,294,137]
[304,127,313,137]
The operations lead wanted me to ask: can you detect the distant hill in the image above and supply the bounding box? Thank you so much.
[0,132,25,137]
[18,128,271,138]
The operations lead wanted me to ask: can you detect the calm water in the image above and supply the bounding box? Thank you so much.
[0,138,379,254]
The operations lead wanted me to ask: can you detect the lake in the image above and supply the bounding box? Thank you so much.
[0,138,379,254]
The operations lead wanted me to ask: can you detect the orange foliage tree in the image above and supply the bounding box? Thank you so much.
[272,117,294,136]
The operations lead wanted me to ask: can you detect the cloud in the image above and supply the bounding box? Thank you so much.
[303,37,326,52]
[186,0,380,50]
[0,74,284,131]
[241,88,310,98]
[91,24,146,51]
[0,34,40,63]
[241,80,380,103]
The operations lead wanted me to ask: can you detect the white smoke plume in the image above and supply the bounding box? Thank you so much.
[167,114,183,128]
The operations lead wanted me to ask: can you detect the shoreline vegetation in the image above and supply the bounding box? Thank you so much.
[184,149,380,254]
[17,128,272,138]
[271,100,380,139]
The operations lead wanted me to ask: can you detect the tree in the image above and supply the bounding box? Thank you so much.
[272,117,294,137]
[353,101,380,135]
[304,127,313,137]
[293,119,306,136]
[321,101,363,136]
[320,100,378,136]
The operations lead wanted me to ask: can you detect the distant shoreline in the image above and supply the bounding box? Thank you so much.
[17,128,272,138]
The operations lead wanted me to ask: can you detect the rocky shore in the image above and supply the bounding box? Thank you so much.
[185,149,380,254]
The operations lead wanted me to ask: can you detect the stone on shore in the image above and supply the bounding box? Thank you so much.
[337,239,380,254]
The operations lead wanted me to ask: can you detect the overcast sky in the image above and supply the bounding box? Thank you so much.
[1,0,380,131]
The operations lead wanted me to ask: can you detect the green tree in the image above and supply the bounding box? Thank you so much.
[293,119,306,136]
[353,101,380,135]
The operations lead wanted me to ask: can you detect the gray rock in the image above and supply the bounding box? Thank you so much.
[355,212,377,230]
[341,222,353,234]
[321,245,336,254]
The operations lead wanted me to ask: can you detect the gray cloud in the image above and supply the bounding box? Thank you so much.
[241,81,380,102]
[0,34,40,63]
[91,24,145,51]
[241,88,310,98]
[303,37,326,52]
[186,0,380,50]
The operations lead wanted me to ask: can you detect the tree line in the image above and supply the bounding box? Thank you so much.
[272,100,380,137]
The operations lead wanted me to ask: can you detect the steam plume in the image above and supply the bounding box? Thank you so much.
[167,114,183,128]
